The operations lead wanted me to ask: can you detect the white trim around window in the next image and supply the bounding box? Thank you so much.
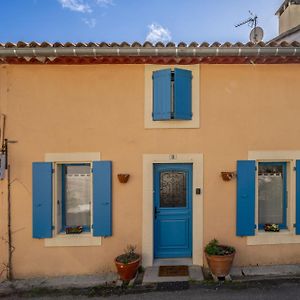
[44,152,102,247]
[247,151,300,246]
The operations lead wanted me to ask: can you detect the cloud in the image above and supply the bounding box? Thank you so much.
[146,23,172,43]
[83,18,97,28]
[95,0,114,7]
[58,0,92,13]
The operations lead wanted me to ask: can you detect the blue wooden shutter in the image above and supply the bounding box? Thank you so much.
[174,68,192,120]
[152,69,172,120]
[236,160,256,236]
[32,162,53,238]
[93,161,112,237]
[295,160,300,234]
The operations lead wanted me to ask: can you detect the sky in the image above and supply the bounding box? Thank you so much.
[0,0,283,44]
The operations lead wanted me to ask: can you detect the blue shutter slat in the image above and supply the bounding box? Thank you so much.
[236,160,256,236]
[32,162,53,238]
[93,161,112,237]
[153,69,172,120]
[296,161,300,234]
[174,68,192,120]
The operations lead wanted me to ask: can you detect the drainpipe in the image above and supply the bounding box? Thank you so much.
[0,47,299,58]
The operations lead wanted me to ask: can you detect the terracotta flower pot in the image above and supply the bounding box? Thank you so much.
[115,256,141,281]
[117,174,130,183]
[205,251,235,277]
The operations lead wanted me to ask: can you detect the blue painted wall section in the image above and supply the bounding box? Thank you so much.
[32,162,53,238]
[236,160,256,236]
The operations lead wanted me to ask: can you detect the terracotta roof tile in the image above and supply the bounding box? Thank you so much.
[131,42,142,47]
[0,40,299,65]
[1,40,300,48]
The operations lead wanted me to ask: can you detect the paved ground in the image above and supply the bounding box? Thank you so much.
[3,278,300,299]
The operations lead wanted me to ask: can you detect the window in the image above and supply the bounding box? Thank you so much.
[144,65,200,129]
[258,162,287,229]
[32,160,112,239]
[60,164,91,232]
[236,156,300,241]
[152,68,192,121]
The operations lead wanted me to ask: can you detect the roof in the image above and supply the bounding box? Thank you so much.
[276,0,300,15]
[270,24,300,42]
[0,41,300,65]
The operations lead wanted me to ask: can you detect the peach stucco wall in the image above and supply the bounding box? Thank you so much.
[0,63,300,278]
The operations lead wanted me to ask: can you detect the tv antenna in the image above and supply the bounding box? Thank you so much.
[235,11,258,28]
[235,11,264,43]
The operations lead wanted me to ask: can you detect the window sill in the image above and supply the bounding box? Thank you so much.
[44,232,101,247]
[247,230,300,245]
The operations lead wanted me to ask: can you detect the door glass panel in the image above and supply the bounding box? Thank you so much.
[258,163,284,225]
[65,165,91,227]
[160,171,186,207]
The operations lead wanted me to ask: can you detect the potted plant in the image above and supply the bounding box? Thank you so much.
[115,245,141,281]
[205,239,235,278]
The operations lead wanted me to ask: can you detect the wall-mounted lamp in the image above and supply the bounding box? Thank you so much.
[117,174,130,183]
[221,171,236,181]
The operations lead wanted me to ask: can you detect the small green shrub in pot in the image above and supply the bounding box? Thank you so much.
[205,239,235,256]
[205,239,235,278]
[115,245,141,281]
[115,245,140,264]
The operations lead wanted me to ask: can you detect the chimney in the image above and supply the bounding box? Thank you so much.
[276,0,300,34]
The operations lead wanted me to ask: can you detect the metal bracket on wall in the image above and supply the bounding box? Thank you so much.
[0,154,6,180]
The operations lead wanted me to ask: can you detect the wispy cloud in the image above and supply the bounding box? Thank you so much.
[82,18,97,28]
[58,0,92,13]
[58,0,114,13]
[95,0,114,7]
[146,23,172,43]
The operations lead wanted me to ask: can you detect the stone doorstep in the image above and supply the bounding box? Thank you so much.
[142,265,204,285]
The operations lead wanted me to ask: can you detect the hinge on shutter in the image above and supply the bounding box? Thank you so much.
[294,224,296,228]
[51,225,55,230]
[255,166,257,171]
[91,224,93,229]
[52,168,55,174]
[294,166,297,171]
[91,167,93,173]
[254,224,257,229]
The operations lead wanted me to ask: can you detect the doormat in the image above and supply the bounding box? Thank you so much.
[158,265,189,277]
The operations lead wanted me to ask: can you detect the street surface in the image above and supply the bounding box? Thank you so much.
[4,278,300,299]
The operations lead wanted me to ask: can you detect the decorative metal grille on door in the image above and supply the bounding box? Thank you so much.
[160,171,186,207]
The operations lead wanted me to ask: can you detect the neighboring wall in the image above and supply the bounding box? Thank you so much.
[0,63,300,278]
[279,4,300,34]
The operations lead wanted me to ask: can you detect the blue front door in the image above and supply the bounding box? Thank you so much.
[154,163,192,258]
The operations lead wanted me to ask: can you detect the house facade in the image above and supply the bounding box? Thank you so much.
[0,41,300,280]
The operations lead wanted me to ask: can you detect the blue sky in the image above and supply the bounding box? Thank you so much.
[0,0,283,43]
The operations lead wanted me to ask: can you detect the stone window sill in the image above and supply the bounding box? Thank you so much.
[247,230,300,245]
[44,232,101,247]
